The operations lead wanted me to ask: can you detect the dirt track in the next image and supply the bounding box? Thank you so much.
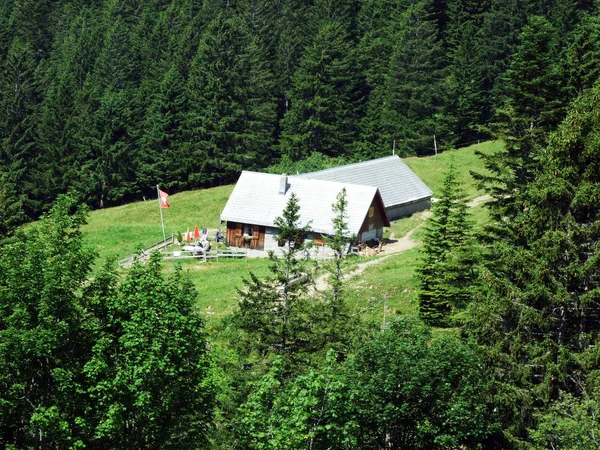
[312,195,490,293]
[312,213,428,292]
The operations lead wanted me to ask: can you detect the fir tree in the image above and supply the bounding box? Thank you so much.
[279,21,362,160]
[418,159,477,327]
[467,83,600,443]
[378,0,453,156]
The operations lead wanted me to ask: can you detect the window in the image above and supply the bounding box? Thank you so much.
[243,224,253,237]
[369,206,375,218]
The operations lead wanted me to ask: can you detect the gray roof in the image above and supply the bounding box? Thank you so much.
[294,155,432,209]
[220,171,388,235]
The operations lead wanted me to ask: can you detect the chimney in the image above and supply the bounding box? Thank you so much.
[279,174,288,195]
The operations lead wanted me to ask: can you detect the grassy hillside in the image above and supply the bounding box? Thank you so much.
[82,185,233,261]
[404,140,500,199]
[82,141,500,320]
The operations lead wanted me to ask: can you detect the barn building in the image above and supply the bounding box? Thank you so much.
[294,155,432,221]
[220,171,390,252]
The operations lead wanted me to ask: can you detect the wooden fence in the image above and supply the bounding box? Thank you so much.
[118,234,175,267]
[160,248,247,262]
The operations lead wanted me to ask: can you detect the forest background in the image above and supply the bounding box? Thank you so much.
[2,0,598,229]
[4,0,600,449]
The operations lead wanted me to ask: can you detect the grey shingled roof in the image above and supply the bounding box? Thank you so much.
[294,155,432,208]
[220,171,389,235]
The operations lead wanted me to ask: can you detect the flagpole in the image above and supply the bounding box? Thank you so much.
[157,184,166,242]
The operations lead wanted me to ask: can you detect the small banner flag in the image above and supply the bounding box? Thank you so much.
[194,225,200,239]
[159,189,170,208]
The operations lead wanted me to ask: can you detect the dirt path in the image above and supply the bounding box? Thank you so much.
[312,213,429,292]
[468,194,491,207]
[312,196,489,293]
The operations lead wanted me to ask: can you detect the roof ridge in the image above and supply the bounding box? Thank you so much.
[298,154,401,176]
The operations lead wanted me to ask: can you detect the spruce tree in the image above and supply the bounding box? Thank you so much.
[565,14,600,95]
[279,21,362,161]
[0,37,41,221]
[139,65,188,194]
[418,159,477,327]
[235,192,312,356]
[475,15,567,224]
[236,34,278,171]
[445,0,490,144]
[184,13,249,187]
[356,0,409,158]
[467,83,600,443]
[378,0,453,156]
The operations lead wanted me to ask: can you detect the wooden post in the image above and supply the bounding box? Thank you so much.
[157,185,166,242]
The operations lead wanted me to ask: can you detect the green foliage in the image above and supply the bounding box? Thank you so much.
[344,318,498,449]
[0,0,596,225]
[267,151,350,176]
[0,194,93,448]
[418,159,478,327]
[530,393,600,449]
[237,353,350,449]
[467,82,600,443]
[85,254,215,449]
[237,319,498,449]
[0,194,215,448]
[235,192,313,356]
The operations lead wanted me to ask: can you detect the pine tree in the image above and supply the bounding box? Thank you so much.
[475,15,568,224]
[279,21,362,160]
[235,192,312,356]
[378,0,453,156]
[418,159,477,327]
[466,84,600,443]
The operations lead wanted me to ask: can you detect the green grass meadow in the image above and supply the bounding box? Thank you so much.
[82,184,233,261]
[81,142,499,321]
[404,140,501,199]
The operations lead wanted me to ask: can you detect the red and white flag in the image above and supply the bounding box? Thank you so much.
[159,189,170,208]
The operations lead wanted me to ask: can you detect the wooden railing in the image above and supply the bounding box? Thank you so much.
[118,234,175,267]
[160,248,247,262]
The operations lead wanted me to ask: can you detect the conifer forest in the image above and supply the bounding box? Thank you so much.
[3,0,600,449]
